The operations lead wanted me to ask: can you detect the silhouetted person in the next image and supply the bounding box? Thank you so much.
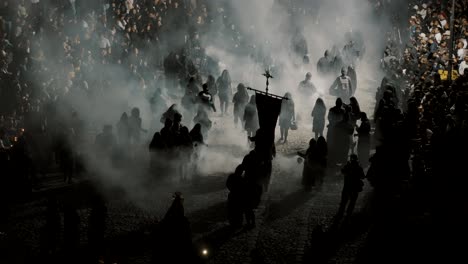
[160,104,181,125]
[375,89,396,142]
[226,165,246,228]
[337,154,365,219]
[160,118,174,149]
[298,139,318,191]
[128,107,144,145]
[205,75,218,106]
[312,98,326,139]
[153,192,194,263]
[216,69,232,115]
[249,128,276,192]
[349,97,361,125]
[232,83,250,128]
[243,95,259,140]
[357,112,371,168]
[198,83,216,112]
[317,50,333,76]
[327,98,346,166]
[298,72,317,96]
[279,92,295,143]
[348,65,358,95]
[190,123,204,146]
[117,112,129,146]
[238,150,264,228]
[335,113,355,165]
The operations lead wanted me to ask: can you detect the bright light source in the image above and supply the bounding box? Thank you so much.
[202,249,208,256]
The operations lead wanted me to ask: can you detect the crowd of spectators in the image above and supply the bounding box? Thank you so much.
[369,0,468,240]
[0,0,243,146]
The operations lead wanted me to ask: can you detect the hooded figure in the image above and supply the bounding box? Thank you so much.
[117,112,129,146]
[233,83,250,127]
[243,95,260,139]
[153,192,194,263]
[298,139,320,191]
[226,165,247,227]
[128,107,143,144]
[311,98,327,139]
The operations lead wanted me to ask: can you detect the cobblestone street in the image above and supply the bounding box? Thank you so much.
[2,113,377,264]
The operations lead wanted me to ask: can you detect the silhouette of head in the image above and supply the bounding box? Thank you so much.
[120,112,128,121]
[193,123,201,133]
[174,113,182,124]
[360,112,368,120]
[316,98,324,107]
[131,107,140,118]
[249,94,256,104]
[335,98,343,107]
[237,83,246,92]
[164,118,173,128]
[309,138,317,148]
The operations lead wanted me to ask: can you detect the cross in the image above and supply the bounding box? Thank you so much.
[262,69,274,94]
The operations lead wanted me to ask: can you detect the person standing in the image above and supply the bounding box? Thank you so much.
[117,112,129,146]
[153,192,194,263]
[243,95,260,140]
[198,83,217,112]
[298,72,317,96]
[226,165,246,228]
[205,75,218,105]
[327,98,346,166]
[216,69,232,115]
[298,139,318,191]
[337,154,365,220]
[329,67,353,104]
[311,98,326,139]
[279,92,295,144]
[356,112,371,168]
[128,107,144,145]
[232,83,250,128]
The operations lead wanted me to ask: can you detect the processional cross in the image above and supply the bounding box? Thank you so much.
[262,70,273,94]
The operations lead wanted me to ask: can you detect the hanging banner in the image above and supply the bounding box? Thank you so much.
[255,92,283,141]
